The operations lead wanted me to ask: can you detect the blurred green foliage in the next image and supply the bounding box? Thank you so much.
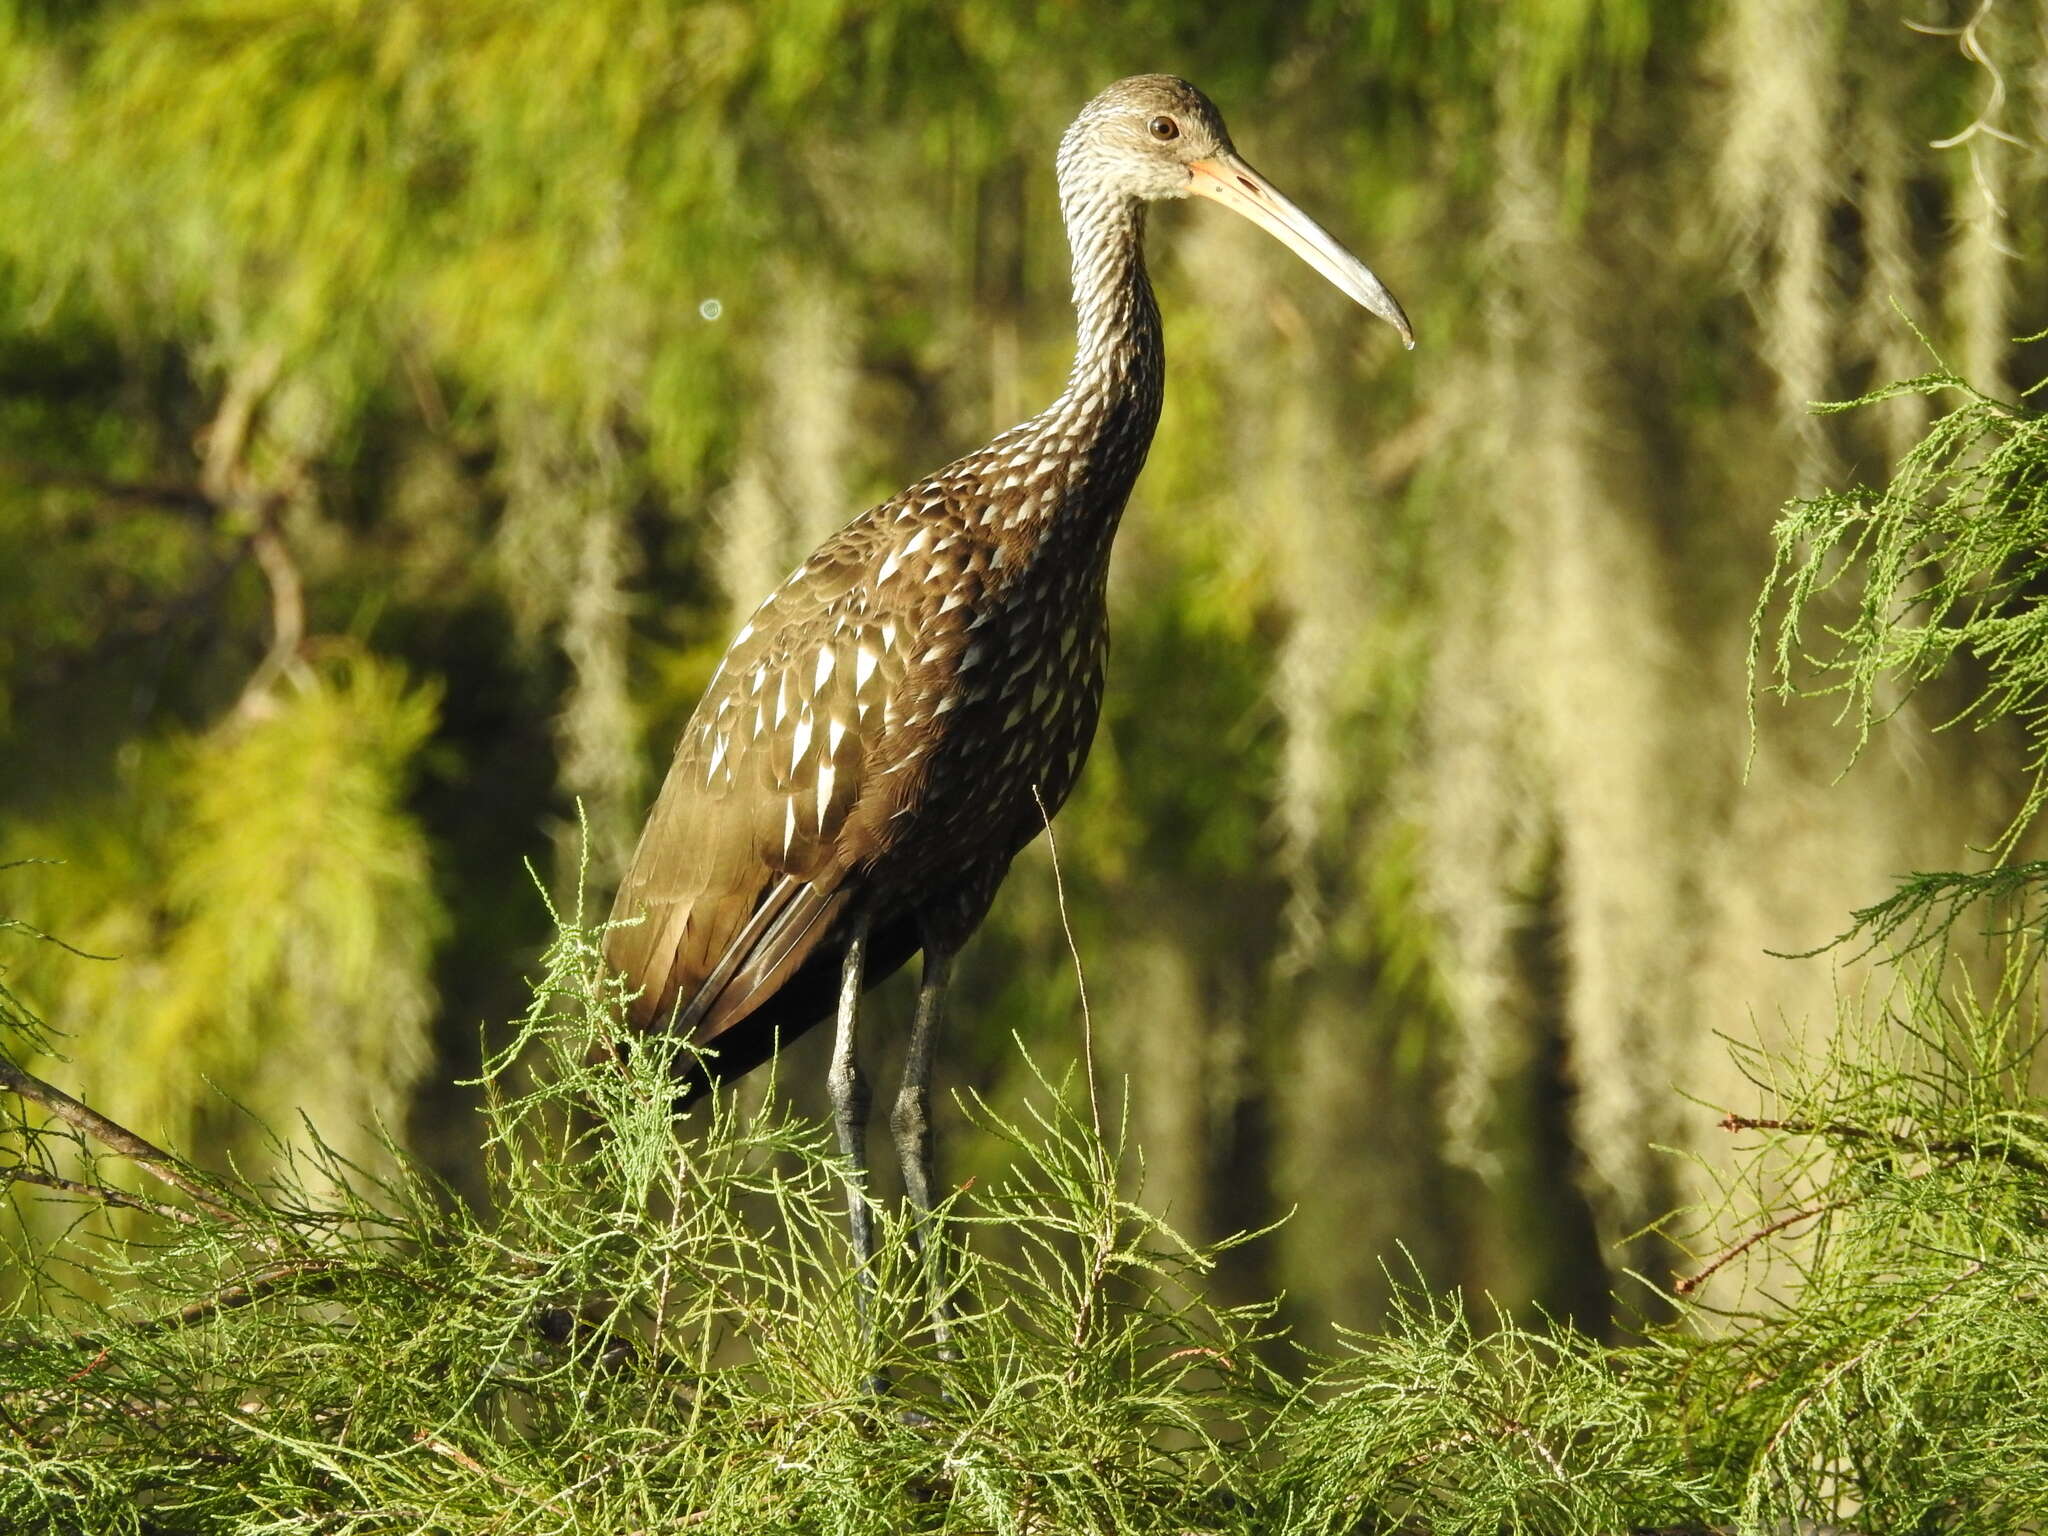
[1,0,2044,1333]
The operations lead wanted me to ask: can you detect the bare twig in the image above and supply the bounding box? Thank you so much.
[1907,1,2025,152]
[1907,0,2024,242]
[1031,786,1117,1372]
[1719,1112,2048,1176]
[1681,1108,2043,1293]
[51,1260,350,1383]
[0,1047,241,1222]
[0,899,116,962]
[1395,1415,1569,1483]
[187,344,311,717]
[1675,1198,1847,1296]
[148,1259,342,1335]
[194,346,283,506]
[236,502,307,715]
[1032,784,1100,1144]
[1503,1416,1568,1481]
[0,1164,204,1226]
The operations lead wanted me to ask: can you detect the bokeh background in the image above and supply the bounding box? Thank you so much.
[3,0,2044,1337]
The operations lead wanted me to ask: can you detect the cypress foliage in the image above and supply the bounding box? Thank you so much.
[8,880,2048,1530]
[1756,343,2048,945]
[5,0,2048,1350]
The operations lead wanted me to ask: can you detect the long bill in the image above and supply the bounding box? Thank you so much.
[1187,154,1415,348]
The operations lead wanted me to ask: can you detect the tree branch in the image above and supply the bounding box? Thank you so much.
[0,1163,203,1225]
[1719,1112,2048,1177]
[1674,1198,1847,1296]
[45,1260,349,1391]
[1680,1108,2046,1294]
[0,1047,242,1223]
[234,503,307,717]
[144,1258,342,1336]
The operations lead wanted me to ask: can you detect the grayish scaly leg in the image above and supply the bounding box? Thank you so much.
[891,941,954,1355]
[827,913,879,1332]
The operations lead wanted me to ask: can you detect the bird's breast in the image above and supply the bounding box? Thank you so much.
[867,537,1111,877]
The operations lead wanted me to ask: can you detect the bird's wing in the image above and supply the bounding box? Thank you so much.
[605,526,918,1048]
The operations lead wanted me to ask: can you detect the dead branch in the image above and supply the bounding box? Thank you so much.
[1674,1198,1847,1296]
[0,1046,242,1223]
[1719,1113,2048,1177]
[46,1260,349,1388]
[235,501,307,716]
[0,1163,203,1226]
[146,1258,342,1336]
[195,346,283,506]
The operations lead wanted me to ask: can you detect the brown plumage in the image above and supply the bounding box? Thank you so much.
[606,74,1412,1336]
[605,441,1117,1095]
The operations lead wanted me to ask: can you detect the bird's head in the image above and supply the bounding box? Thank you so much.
[1058,74,1414,348]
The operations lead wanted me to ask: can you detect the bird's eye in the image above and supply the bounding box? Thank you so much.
[1148,115,1180,142]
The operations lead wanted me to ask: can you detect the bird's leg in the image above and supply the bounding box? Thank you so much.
[827,912,881,1351]
[891,941,955,1357]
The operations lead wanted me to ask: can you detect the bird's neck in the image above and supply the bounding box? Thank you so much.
[1064,192,1163,391]
[1034,190,1164,516]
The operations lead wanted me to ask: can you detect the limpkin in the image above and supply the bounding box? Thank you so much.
[607,74,1412,1338]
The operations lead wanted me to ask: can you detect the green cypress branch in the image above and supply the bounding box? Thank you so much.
[8,896,2048,1530]
[1753,341,2048,951]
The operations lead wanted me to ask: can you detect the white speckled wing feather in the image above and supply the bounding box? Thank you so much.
[607,510,946,1044]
